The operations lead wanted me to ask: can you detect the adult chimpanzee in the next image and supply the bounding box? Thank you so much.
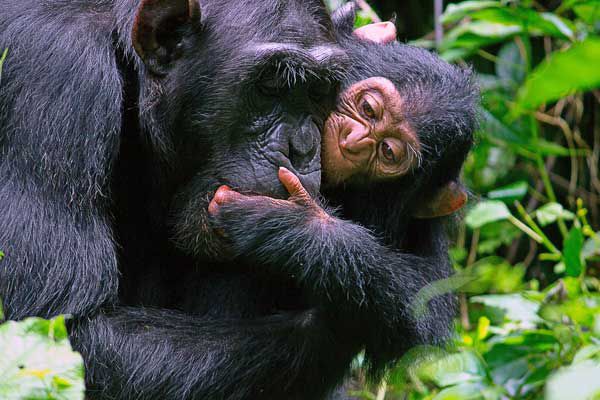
[207,3,478,380]
[0,0,354,399]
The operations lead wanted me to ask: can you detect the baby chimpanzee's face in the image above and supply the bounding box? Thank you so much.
[321,77,421,186]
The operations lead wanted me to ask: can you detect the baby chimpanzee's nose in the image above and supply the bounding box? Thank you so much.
[341,128,374,154]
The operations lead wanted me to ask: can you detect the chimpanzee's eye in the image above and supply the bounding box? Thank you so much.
[379,140,397,163]
[258,77,283,97]
[362,99,376,119]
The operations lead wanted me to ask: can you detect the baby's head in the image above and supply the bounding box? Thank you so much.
[322,6,478,217]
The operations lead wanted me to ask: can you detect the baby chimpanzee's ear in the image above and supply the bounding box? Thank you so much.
[413,181,468,219]
[331,2,357,37]
[353,21,397,44]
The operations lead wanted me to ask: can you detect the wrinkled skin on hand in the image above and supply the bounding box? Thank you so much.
[208,167,331,249]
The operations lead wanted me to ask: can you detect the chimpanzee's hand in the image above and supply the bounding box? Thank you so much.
[208,167,331,257]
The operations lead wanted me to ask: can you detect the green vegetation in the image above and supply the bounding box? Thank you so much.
[0,316,85,400]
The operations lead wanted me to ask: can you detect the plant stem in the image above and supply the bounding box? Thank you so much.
[514,201,561,255]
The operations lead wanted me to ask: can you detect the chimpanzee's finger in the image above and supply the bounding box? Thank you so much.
[208,185,245,215]
[278,167,312,203]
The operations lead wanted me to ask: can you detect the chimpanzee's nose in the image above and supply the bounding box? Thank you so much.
[341,128,374,154]
[289,117,319,171]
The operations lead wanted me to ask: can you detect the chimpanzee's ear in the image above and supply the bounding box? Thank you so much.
[353,21,397,44]
[413,181,468,219]
[331,2,357,37]
[132,0,201,76]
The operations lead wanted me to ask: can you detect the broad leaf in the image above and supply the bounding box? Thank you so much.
[487,181,528,202]
[470,8,574,39]
[0,316,85,400]
[563,228,585,277]
[546,360,600,400]
[535,203,575,226]
[471,293,541,328]
[582,233,600,259]
[419,351,486,387]
[516,37,600,112]
[466,201,511,229]
[441,1,501,24]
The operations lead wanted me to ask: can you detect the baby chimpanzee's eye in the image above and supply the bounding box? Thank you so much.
[362,99,376,119]
[379,140,397,163]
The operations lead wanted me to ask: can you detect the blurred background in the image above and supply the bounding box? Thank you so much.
[325,1,600,399]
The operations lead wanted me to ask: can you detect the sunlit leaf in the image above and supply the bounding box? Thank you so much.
[487,181,528,202]
[477,316,491,340]
[573,344,600,364]
[432,382,490,400]
[0,316,85,400]
[465,201,511,229]
[419,351,486,387]
[441,21,522,56]
[441,1,502,24]
[582,233,600,259]
[535,203,576,226]
[470,8,574,39]
[471,293,541,327]
[546,360,600,400]
[515,37,600,112]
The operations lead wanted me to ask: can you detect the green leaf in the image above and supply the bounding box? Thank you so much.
[582,233,600,259]
[572,1,600,24]
[0,317,85,400]
[441,1,502,24]
[546,360,600,400]
[515,37,600,112]
[527,138,572,156]
[470,8,574,39]
[462,256,525,294]
[563,228,585,277]
[535,203,576,226]
[465,201,511,229]
[487,181,529,202]
[479,108,529,146]
[573,344,600,364]
[419,351,486,387]
[471,293,541,327]
[496,42,527,87]
[441,21,522,56]
[432,382,491,400]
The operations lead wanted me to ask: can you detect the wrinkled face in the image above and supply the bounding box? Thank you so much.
[190,43,344,199]
[322,77,421,186]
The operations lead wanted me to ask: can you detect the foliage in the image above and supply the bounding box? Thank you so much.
[0,316,85,400]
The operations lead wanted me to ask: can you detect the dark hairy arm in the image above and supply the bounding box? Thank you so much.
[210,169,457,371]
